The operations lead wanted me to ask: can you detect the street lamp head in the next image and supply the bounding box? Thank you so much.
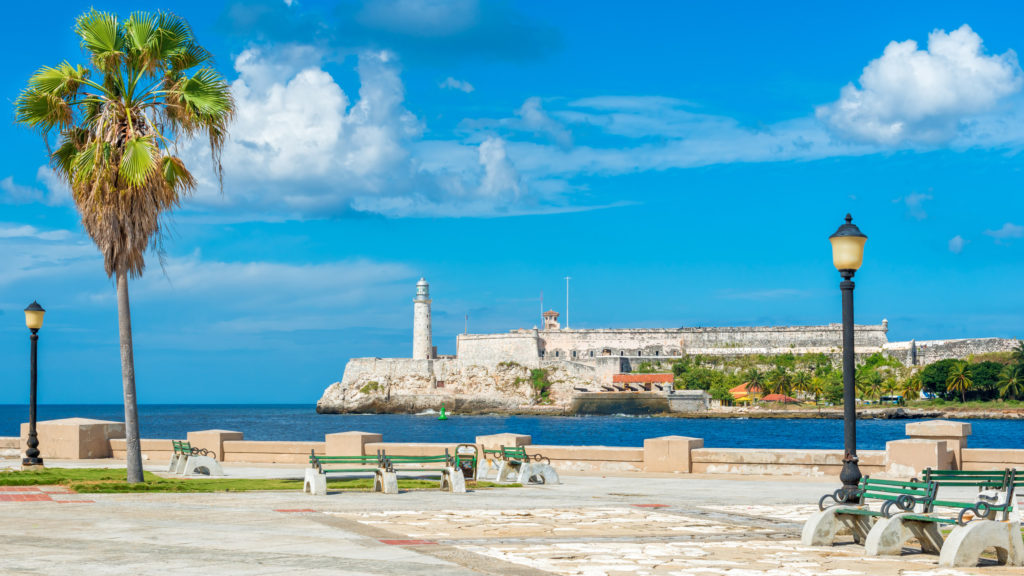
[829,214,867,273]
[24,301,45,332]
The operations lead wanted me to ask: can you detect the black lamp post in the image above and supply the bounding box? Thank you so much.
[23,301,45,467]
[829,215,867,501]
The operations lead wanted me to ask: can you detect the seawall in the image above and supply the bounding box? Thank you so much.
[4,419,1022,479]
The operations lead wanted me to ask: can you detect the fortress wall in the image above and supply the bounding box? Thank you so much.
[456,332,540,367]
[538,324,889,359]
[907,338,1018,365]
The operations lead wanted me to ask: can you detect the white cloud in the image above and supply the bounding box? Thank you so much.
[478,137,521,199]
[899,192,932,220]
[0,223,73,241]
[817,25,1022,145]
[1,166,72,206]
[516,97,572,147]
[984,222,1024,241]
[949,235,965,254]
[440,76,474,93]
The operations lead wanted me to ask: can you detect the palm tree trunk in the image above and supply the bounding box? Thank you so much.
[117,269,144,483]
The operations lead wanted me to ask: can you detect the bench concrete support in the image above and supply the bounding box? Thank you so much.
[801,507,874,546]
[376,470,398,494]
[496,461,519,484]
[520,463,560,485]
[476,457,500,481]
[168,453,181,473]
[441,467,466,493]
[304,469,327,496]
[182,454,225,477]
[939,520,1024,567]
[864,515,943,556]
[174,453,191,474]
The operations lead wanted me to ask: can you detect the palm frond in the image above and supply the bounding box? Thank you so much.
[75,10,124,72]
[27,63,89,98]
[14,89,74,132]
[119,136,159,187]
[161,155,196,193]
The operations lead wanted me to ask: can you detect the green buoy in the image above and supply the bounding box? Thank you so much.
[438,403,448,420]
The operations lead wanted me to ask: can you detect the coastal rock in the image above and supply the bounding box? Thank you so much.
[316,359,589,414]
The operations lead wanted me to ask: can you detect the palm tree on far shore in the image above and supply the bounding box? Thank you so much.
[792,371,812,400]
[743,368,765,400]
[15,10,234,482]
[998,365,1023,400]
[901,373,923,401]
[946,362,973,403]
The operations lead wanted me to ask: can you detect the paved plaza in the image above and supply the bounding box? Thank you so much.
[0,461,1019,575]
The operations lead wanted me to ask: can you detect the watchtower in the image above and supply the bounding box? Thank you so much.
[542,309,561,330]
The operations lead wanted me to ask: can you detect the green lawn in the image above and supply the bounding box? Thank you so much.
[0,468,517,493]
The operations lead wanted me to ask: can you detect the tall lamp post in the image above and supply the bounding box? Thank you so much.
[23,301,46,467]
[829,215,867,500]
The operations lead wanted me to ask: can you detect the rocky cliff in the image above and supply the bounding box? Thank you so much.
[315,360,592,414]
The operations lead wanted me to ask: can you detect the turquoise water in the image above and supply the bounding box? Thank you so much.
[1,404,1021,449]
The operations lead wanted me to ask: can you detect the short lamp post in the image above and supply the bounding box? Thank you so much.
[829,215,867,500]
[23,301,45,467]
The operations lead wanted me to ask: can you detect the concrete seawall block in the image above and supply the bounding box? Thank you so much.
[326,431,383,456]
[643,436,703,473]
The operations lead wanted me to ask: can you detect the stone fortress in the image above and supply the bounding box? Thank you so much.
[316,279,1019,413]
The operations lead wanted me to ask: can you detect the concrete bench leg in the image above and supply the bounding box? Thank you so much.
[375,470,398,494]
[865,515,943,556]
[167,454,179,473]
[801,507,873,547]
[476,459,498,481]
[939,520,1024,567]
[497,461,520,483]
[183,455,224,477]
[174,453,190,475]
[516,463,559,485]
[304,469,326,496]
[441,467,466,493]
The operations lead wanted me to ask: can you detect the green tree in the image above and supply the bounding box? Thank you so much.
[823,371,844,405]
[997,365,1023,400]
[743,368,765,399]
[15,10,234,483]
[901,373,923,400]
[791,371,812,399]
[709,381,734,405]
[765,366,792,396]
[919,358,961,397]
[1013,340,1024,366]
[855,366,881,401]
[968,361,1004,401]
[946,362,973,403]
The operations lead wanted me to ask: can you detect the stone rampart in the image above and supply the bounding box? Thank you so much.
[884,338,1019,366]
[457,331,540,367]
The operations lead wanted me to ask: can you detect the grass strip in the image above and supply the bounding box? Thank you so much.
[0,468,518,493]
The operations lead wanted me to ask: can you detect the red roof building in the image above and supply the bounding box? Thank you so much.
[762,393,799,403]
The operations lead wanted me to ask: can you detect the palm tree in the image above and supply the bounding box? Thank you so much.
[791,371,812,400]
[998,365,1023,400]
[743,368,765,400]
[766,366,792,397]
[946,362,973,403]
[901,373,923,401]
[855,367,881,402]
[15,10,234,483]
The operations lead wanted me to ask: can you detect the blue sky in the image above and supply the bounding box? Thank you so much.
[2,0,1023,404]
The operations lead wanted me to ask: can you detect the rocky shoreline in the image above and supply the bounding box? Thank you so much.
[316,402,1024,420]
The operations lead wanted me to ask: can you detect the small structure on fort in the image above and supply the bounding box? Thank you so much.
[316,279,1019,414]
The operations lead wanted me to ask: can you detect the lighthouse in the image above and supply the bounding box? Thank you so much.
[413,278,433,359]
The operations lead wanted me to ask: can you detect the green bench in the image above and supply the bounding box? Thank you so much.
[169,440,222,476]
[496,445,558,485]
[304,451,385,495]
[378,449,466,493]
[803,476,937,546]
[865,468,1024,566]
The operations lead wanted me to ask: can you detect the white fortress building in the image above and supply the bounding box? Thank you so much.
[318,279,1019,413]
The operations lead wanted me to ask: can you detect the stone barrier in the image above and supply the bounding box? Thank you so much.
[10,417,1022,478]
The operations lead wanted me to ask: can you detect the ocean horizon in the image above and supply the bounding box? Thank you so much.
[2,404,1021,450]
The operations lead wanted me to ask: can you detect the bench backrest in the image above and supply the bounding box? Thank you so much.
[921,468,1009,489]
[378,449,454,472]
[172,440,193,455]
[501,445,528,460]
[855,476,937,514]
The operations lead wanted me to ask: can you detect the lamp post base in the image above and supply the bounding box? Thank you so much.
[840,454,862,502]
[21,457,44,469]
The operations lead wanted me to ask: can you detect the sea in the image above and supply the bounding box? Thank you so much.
[1,404,1021,450]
